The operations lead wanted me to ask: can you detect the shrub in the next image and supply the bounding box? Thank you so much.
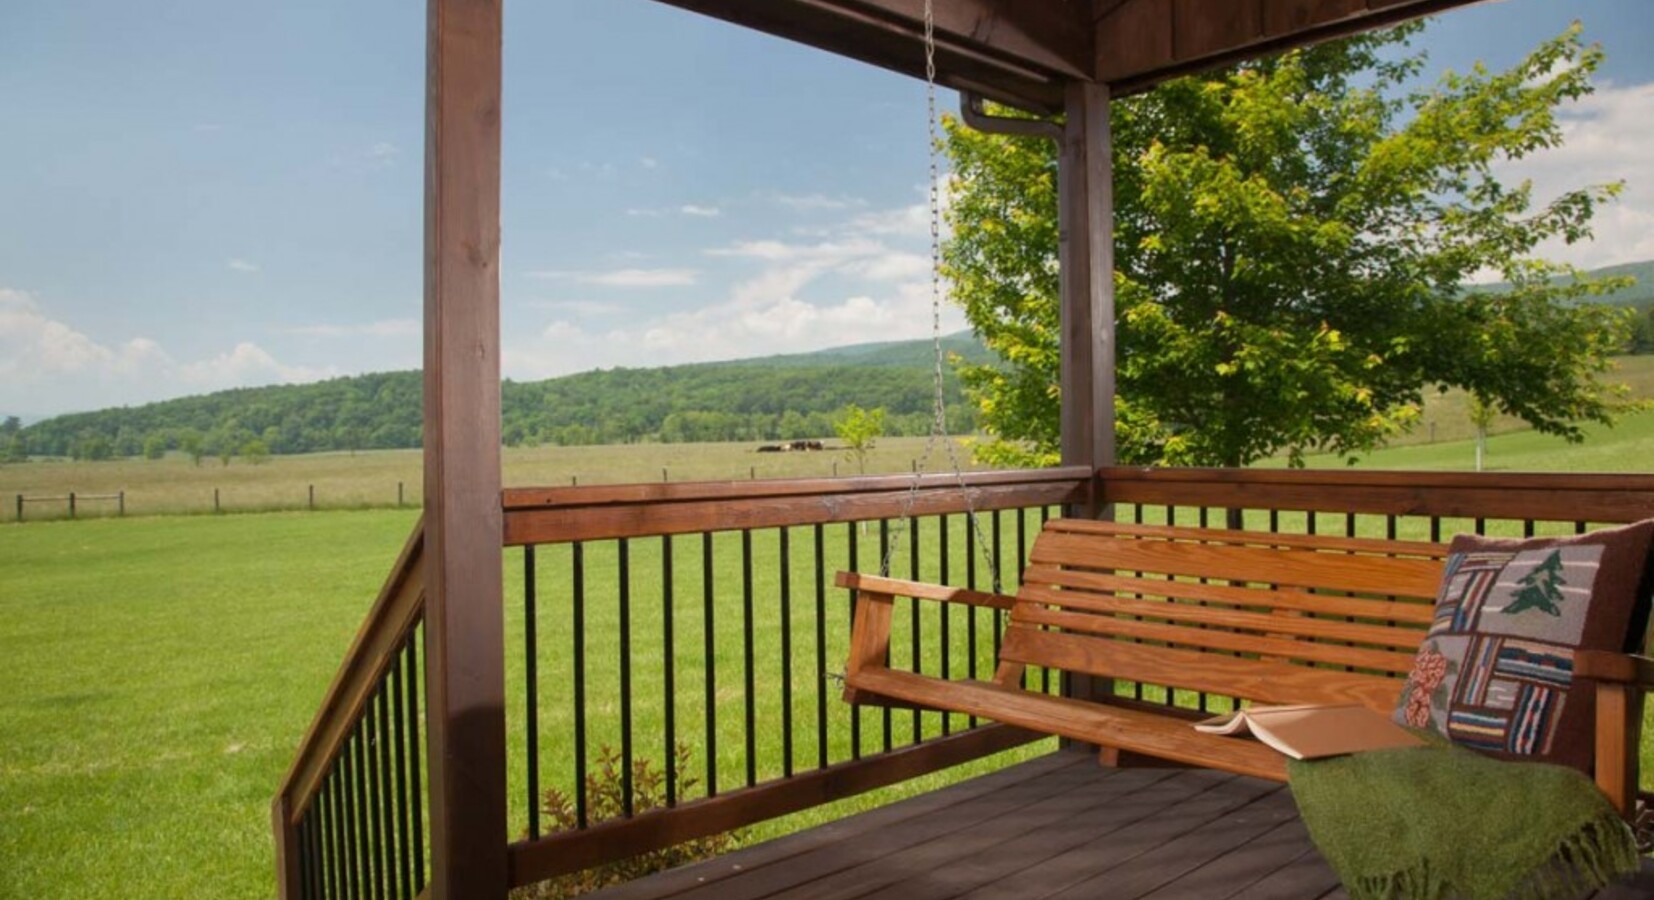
[512,744,742,899]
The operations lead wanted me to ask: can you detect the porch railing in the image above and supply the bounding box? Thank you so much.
[274,466,1654,898]
[273,520,430,900]
[499,467,1090,885]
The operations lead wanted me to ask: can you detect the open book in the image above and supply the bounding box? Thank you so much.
[1194,703,1425,760]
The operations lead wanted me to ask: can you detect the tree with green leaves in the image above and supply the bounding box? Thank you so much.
[946,22,1633,469]
[1467,393,1497,472]
[834,404,886,474]
[178,429,205,467]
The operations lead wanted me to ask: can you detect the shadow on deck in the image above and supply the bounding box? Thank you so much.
[592,750,1654,900]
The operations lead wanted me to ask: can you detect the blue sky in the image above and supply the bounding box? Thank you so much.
[2,0,1651,418]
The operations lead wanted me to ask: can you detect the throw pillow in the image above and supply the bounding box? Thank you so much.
[1393,519,1654,772]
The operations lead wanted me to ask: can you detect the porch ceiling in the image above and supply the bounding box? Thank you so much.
[649,0,1488,112]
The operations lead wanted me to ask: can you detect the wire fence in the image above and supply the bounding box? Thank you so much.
[11,483,418,522]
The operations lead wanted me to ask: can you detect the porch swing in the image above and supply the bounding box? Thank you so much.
[837,1,1654,830]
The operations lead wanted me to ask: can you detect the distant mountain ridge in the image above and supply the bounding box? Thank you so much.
[15,331,993,459]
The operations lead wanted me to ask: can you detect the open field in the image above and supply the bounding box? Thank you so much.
[7,355,1654,523]
[0,436,993,522]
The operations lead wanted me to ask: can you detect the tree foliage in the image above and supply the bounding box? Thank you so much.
[833,404,887,474]
[946,22,1634,468]
[17,345,985,459]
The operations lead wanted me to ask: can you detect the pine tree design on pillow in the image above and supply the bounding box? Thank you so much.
[1393,520,1654,772]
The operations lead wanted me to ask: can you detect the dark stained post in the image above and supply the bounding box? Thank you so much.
[1057,79,1116,708]
[422,0,508,898]
[1057,79,1116,519]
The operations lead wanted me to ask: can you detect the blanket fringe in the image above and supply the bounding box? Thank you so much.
[1349,814,1638,900]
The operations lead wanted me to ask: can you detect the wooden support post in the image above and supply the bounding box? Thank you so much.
[68,491,76,519]
[1056,80,1115,708]
[422,0,508,897]
[1057,79,1115,522]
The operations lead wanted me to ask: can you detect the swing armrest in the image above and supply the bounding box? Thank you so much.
[1576,650,1654,819]
[837,572,1017,706]
[834,571,1017,611]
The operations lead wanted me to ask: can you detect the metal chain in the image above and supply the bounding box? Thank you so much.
[876,0,1002,593]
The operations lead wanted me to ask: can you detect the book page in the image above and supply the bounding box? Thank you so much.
[1195,704,1425,760]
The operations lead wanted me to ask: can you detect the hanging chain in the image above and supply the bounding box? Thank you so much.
[876,0,1002,594]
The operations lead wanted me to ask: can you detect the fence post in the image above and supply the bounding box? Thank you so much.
[308,484,315,510]
[398,481,404,507]
[214,488,221,514]
[118,491,125,517]
[15,494,21,522]
[833,461,838,477]
[662,467,668,483]
[68,492,76,519]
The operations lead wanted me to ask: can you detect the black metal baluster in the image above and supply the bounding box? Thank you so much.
[1387,515,1398,541]
[572,543,589,826]
[742,529,757,786]
[909,516,922,743]
[523,545,540,839]
[340,734,359,900]
[327,770,347,900]
[702,532,718,796]
[1269,508,1279,533]
[1576,520,1588,535]
[405,627,425,891]
[297,813,315,900]
[390,639,412,900]
[848,522,861,760]
[1524,519,1536,539]
[663,535,677,806]
[992,510,1003,660]
[939,514,951,736]
[355,722,376,900]
[375,687,395,900]
[1475,517,1486,536]
[1430,517,1442,543]
[403,625,423,893]
[780,527,795,776]
[332,770,352,900]
[619,538,634,817]
[966,516,980,727]
[878,520,891,753]
[814,523,828,769]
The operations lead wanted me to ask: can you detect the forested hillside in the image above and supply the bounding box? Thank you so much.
[14,333,989,459]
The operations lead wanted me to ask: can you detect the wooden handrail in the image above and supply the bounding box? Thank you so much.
[274,517,426,822]
[502,466,1091,545]
[1099,467,1654,524]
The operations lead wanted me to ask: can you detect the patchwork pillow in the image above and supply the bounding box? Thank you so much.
[1393,520,1654,773]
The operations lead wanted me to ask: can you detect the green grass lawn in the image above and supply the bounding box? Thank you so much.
[8,410,1654,898]
[0,511,418,899]
[0,506,1049,899]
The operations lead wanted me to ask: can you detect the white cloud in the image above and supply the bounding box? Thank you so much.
[1494,81,1654,269]
[0,288,332,415]
[627,205,722,218]
[287,318,420,338]
[226,258,260,273]
[526,267,699,288]
[769,192,867,212]
[502,196,961,379]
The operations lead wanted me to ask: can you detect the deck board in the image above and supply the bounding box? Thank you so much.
[588,750,1654,900]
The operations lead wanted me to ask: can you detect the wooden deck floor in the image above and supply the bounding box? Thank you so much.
[592,750,1654,900]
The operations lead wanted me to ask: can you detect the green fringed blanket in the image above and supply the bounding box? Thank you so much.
[1288,742,1639,900]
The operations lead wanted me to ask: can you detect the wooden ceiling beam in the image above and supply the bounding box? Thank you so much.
[1097,0,1486,94]
[650,0,1094,113]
